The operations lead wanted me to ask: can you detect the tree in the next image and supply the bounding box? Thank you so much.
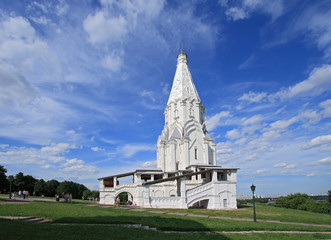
[13,172,37,194]
[24,175,37,194]
[328,190,331,205]
[13,172,25,191]
[56,181,87,199]
[83,189,92,200]
[46,179,59,197]
[91,191,99,199]
[0,165,8,193]
[34,179,47,196]
[275,193,310,209]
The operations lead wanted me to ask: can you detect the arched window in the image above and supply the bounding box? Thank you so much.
[195,147,198,160]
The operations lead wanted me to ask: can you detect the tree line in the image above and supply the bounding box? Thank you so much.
[0,165,98,200]
[274,192,331,214]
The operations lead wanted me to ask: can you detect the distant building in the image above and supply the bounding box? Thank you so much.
[98,51,239,209]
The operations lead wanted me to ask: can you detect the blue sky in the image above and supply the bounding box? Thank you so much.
[0,0,330,196]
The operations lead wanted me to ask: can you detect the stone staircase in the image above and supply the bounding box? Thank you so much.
[0,216,51,223]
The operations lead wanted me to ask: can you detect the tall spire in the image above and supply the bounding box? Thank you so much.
[167,51,200,105]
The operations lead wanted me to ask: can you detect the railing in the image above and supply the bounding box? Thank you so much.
[186,181,213,198]
[150,197,181,208]
[115,183,137,190]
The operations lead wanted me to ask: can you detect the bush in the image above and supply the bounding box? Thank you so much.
[275,193,331,214]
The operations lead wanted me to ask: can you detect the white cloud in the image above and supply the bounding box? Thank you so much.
[274,163,287,168]
[119,144,155,157]
[269,116,298,131]
[0,63,36,108]
[0,16,58,78]
[302,135,331,150]
[309,157,331,166]
[252,169,268,176]
[61,164,98,174]
[142,160,157,168]
[225,7,248,21]
[62,158,84,166]
[102,51,123,72]
[296,4,331,59]
[140,90,156,102]
[271,65,331,100]
[58,158,99,175]
[238,91,267,103]
[226,129,241,140]
[41,143,75,155]
[83,11,128,45]
[0,143,75,167]
[221,0,284,21]
[307,172,316,177]
[91,147,104,152]
[205,111,231,131]
[242,115,264,125]
[320,99,331,117]
[284,164,296,169]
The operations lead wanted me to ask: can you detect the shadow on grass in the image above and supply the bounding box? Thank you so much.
[56,215,229,235]
[237,205,251,209]
[0,218,231,240]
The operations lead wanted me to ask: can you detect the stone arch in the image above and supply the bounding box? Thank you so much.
[161,126,169,141]
[187,195,210,208]
[115,189,135,204]
[218,190,231,208]
[153,190,163,197]
[184,119,195,137]
[169,189,176,197]
[170,127,182,139]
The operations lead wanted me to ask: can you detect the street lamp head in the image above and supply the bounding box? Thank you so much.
[250,184,256,192]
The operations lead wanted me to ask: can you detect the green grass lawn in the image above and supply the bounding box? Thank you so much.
[0,201,330,232]
[0,219,329,240]
[0,199,330,239]
[159,204,331,225]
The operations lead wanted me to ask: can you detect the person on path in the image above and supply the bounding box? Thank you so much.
[116,197,120,208]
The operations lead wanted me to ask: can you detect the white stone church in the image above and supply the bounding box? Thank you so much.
[98,51,238,209]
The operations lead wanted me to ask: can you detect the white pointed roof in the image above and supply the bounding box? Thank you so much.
[167,53,200,105]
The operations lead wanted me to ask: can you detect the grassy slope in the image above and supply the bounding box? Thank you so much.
[0,202,330,233]
[159,204,331,225]
[0,219,329,240]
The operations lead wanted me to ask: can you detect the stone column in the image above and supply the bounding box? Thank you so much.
[113,177,117,187]
[212,142,217,165]
[183,137,190,167]
[158,143,165,169]
[204,139,210,165]
[170,140,176,171]
[212,170,218,182]
[180,176,187,208]
[99,179,104,191]
[143,185,151,207]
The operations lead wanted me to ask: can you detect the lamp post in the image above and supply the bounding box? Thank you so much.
[250,184,256,222]
[8,175,13,199]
